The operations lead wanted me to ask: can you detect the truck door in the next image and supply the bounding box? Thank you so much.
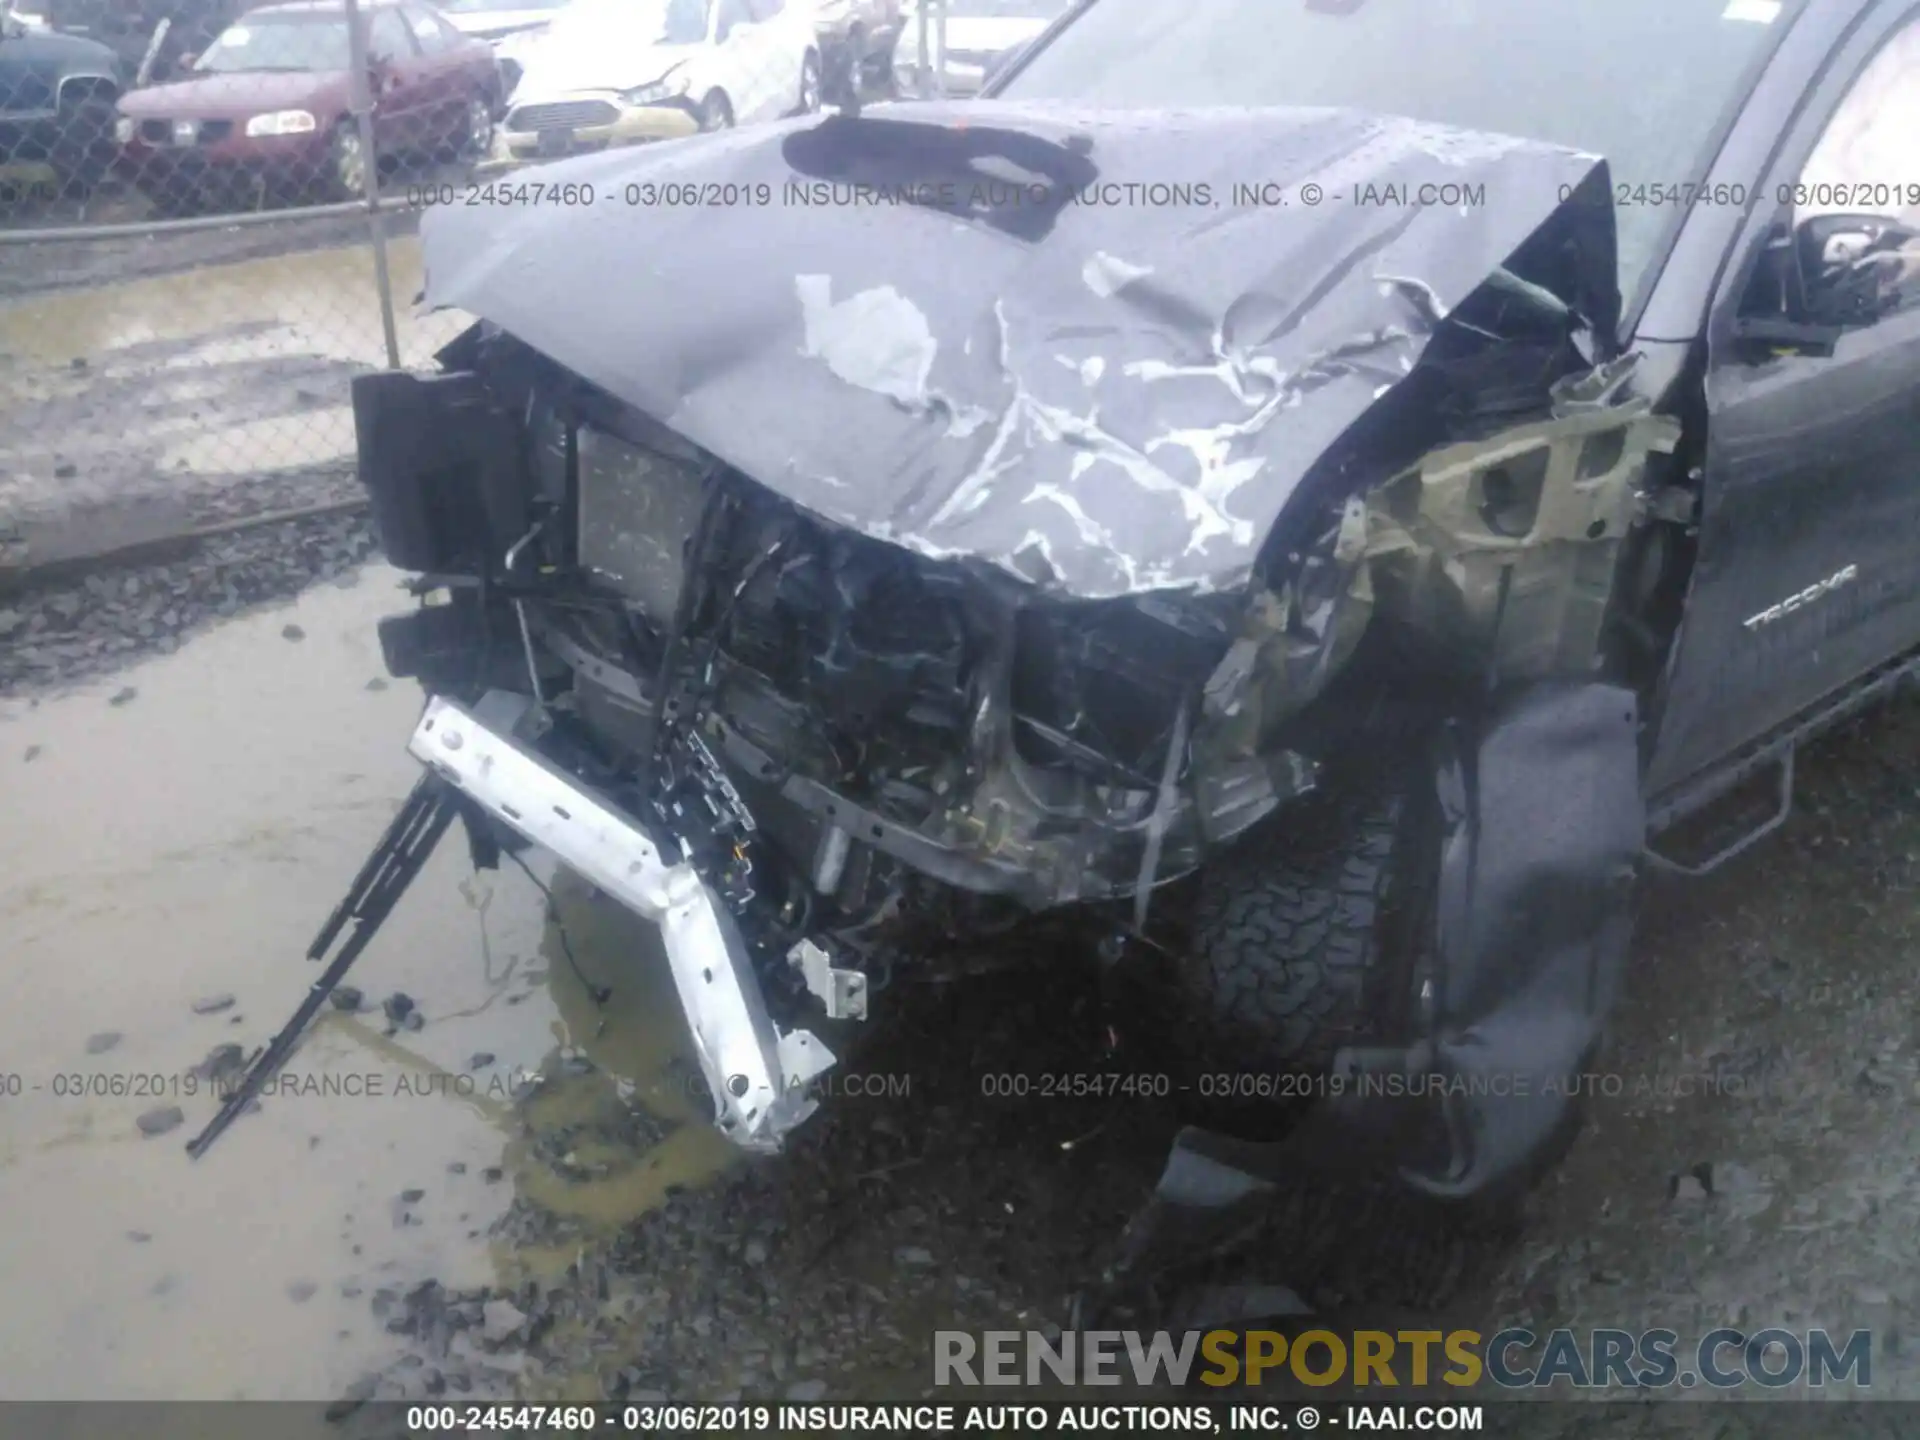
[1648,4,1920,796]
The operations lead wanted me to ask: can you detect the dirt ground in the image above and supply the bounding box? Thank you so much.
[2,531,1916,1429]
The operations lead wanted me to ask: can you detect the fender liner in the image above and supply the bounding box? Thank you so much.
[1087,681,1644,1302]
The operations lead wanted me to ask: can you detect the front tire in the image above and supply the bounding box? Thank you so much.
[455,95,494,160]
[697,89,734,131]
[795,49,823,114]
[1179,786,1421,1083]
[323,120,371,202]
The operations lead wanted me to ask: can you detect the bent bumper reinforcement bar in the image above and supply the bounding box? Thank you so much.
[407,691,835,1152]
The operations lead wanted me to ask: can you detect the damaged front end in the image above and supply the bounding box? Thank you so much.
[351,102,1677,1188]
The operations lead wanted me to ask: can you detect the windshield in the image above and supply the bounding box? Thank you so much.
[442,0,567,12]
[196,13,351,72]
[546,0,707,46]
[997,0,1798,316]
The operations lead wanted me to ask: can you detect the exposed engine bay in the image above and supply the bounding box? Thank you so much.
[350,103,1680,1194]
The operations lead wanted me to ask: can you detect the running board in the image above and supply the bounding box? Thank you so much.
[408,691,834,1152]
[1643,747,1794,878]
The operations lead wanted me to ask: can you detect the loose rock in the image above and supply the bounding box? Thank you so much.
[481,1299,527,1343]
[136,1105,184,1138]
[191,993,235,1015]
[84,1031,121,1055]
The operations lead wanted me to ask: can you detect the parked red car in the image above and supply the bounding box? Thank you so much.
[113,0,500,211]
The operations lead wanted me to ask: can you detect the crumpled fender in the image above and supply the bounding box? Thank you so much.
[1400,677,1643,1195]
[1090,681,1643,1297]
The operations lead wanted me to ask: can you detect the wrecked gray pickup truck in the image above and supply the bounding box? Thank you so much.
[352,96,1668,1190]
[343,0,1920,1234]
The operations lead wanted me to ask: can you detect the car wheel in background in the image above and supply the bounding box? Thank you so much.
[860,27,900,89]
[457,95,494,159]
[325,120,371,202]
[795,49,823,114]
[697,90,734,131]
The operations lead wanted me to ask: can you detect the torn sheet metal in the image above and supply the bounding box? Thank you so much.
[1362,389,1683,678]
[417,103,1616,599]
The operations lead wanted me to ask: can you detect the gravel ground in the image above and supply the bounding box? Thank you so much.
[0,508,377,695]
[5,515,1916,1427]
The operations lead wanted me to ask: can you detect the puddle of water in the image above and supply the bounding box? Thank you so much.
[0,237,454,368]
[0,569,727,1399]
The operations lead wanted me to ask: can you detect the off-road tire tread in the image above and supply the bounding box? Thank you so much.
[1183,788,1404,1074]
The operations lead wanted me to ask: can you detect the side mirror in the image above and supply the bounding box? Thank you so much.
[1796,210,1913,326]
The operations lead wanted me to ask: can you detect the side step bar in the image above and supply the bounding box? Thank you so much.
[408,691,834,1152]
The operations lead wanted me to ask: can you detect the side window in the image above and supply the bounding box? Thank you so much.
[715,0,751,40]
[1790,17,1920,321]
[402,3,453,52]
[368,7,418,60]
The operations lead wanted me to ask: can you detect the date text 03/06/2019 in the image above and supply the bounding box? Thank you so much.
[405,1403,1487,1433]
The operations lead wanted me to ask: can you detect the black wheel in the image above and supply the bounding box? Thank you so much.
[455,94,494,160]
[795,49,823,114]
[860,28,900,88]
[1179,785,1423,1084]
[697,89,734,132]
[324,120,371,202]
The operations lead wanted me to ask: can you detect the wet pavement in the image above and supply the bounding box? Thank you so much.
[4,554,1920,1418]
[0,234,465,570]
[0,569,557,1398]
[0,561,1168,1405]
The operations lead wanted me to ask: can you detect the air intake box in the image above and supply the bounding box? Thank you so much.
[351,370,528,575]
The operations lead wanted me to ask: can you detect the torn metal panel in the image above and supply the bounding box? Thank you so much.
[1362,386,1683,678]
[417,103,1616,598]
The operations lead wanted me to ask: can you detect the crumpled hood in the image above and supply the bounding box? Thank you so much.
[513,34,690,98]
[419,101,1616,598]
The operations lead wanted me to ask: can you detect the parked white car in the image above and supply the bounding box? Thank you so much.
[437,0,567,45]
[893,0,1062,98]
[3,0,50,31]
[497,0,820,165]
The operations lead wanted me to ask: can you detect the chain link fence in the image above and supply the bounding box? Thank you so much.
[0,0,957,572]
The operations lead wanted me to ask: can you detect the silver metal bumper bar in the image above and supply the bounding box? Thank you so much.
[407,691,835,1152]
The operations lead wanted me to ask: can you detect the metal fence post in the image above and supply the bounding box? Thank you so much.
[344,0,402,371]
[915,0,931,98]
[932,0,947,99]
